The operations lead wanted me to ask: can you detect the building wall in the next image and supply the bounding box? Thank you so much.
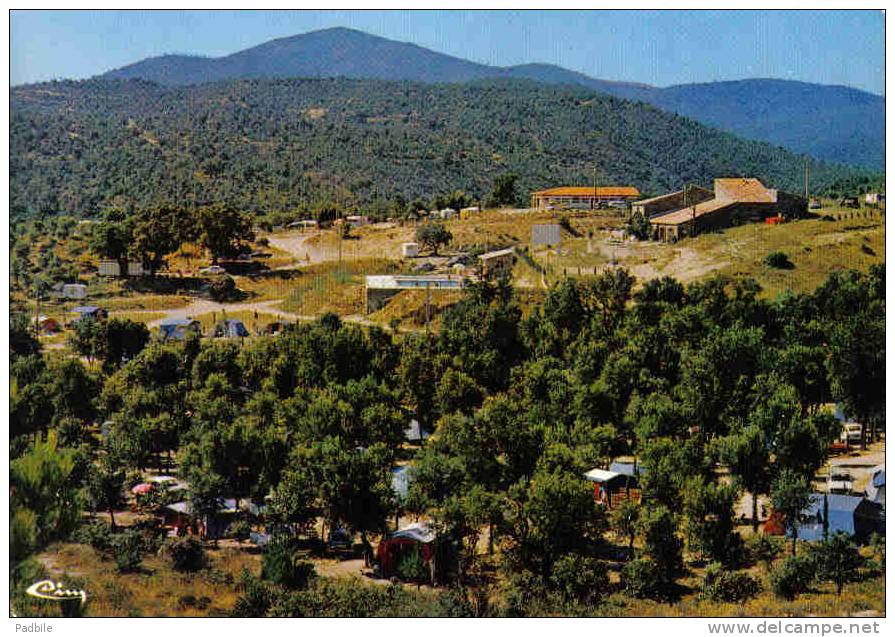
[481,254,514,279]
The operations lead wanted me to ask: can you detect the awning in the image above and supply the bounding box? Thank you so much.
[584,468,621,483]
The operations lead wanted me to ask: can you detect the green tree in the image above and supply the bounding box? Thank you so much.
[415,222,452,256]
[826,311,885,449]
[488,173,518,207]
[89,209,133,275]
[639,505,683,583]
[815,531,863,596]
[84,450,126,530]
[770,470,812,556]
[10,431,81,560]
[716,425,771,532]
[132,204,187,274]
[195,203,255,263]
[506,469,603,574]
[611,499,640,549]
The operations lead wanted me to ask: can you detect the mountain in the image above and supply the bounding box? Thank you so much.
[10,76,877,220]
[98,27,884,169]
[643,80,885,171]
[103,27,497,85]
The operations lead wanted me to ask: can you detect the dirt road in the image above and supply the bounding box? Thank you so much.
[265,231,331,266]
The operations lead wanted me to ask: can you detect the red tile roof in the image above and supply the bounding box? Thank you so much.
[532,186,641,198]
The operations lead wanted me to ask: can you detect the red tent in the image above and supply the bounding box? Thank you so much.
[376,523,435,579]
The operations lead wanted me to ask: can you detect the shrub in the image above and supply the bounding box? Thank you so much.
[228,519,252,541]
[620,558,666,600]
[868,533,885,575]
[502,570,548,617]
[434,587,476,617]
[167,536,206,572]
[208,275,238,301]
[231,576,275,618]
[700,562,762,602]
[748,533,783,571]
[770,554,816,600]
[130,516,165,553]
[763,251,793,269]
[549,554,609,604]
[72,519,113,555]
[255,237,270,247]
[261,537,314,589]
[396,546,430,583]
[112,530,144,573]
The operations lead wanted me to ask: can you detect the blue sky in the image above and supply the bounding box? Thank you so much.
[10,9,885,94]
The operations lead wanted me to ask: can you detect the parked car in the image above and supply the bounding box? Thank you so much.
[608,200,629,209]
[828,469,854,495]
[199,265,226,275]
[840,422,862,445]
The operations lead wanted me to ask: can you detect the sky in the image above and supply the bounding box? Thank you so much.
[10,9,886,94]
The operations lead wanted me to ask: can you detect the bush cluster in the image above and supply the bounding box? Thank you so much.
[700,562,762,603]
[167,536,206,572]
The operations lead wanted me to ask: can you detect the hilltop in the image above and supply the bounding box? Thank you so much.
[9,76,877,220]
[96,27,885,168]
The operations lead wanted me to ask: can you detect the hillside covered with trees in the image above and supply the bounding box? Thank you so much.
[10,266,885,616]
[10,77,880,222]
[97,27,884,169]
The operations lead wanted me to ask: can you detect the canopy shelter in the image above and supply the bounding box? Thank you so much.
[584,465,641,508]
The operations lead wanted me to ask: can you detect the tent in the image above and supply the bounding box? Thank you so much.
[159,319,201,341]
[865,465,885,507]
[404,419,430,443]
[214,319,250,338]
[392,466,412,500]
[796,493,884,543]
[262,321,290,335]
[376,522,436,580]
[70,306,106,322]
[33,316,62,334]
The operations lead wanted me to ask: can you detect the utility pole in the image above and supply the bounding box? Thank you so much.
[33,278,42,337]
[593,165,598,210]
[425,282,431,336]
[804,160,810,200]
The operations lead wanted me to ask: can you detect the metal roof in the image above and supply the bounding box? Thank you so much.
[480,247,516,260]
[584,468,621,483]
[649,198,734,226]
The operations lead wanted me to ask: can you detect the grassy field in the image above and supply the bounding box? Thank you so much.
[15,205,885,343]
[26,536,884,618]
[550,210,884,297]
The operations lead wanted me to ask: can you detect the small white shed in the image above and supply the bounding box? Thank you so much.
[60,283,87,299]
[402,242,420,258]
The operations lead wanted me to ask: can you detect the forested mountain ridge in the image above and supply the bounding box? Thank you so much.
[10,76,878,220]
[95,27,885,168]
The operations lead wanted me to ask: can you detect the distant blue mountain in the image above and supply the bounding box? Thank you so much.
[100,27,884,169]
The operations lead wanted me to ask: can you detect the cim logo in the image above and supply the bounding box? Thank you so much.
[14,580,88,618]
